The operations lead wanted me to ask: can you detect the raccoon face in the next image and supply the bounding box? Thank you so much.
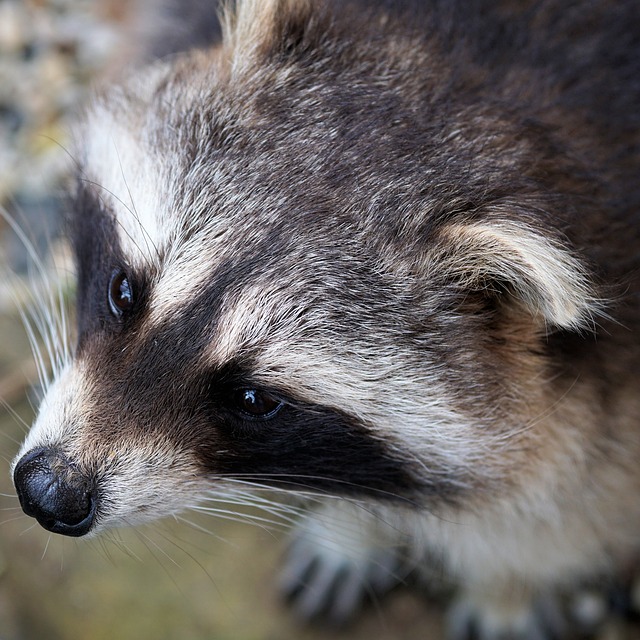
[12,0,600,537]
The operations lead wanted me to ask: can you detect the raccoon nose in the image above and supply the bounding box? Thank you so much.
[13,448,97,537]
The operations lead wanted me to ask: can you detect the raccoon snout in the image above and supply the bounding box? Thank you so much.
[13,448,97,537]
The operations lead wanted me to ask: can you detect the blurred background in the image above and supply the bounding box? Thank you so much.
[0,1,439,638]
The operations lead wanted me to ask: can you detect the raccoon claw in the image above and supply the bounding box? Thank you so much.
[279,525,403,625]
[569,577,640,630]
[280,552,365,624]
[447,593,566,640]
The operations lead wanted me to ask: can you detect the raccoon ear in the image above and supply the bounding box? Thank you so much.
[437,221,602,331]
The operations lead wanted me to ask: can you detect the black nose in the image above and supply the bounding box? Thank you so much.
[13,448,97,537]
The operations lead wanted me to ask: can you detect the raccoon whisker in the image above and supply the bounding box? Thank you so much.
[0,207,72,379]
[515,374,583,438]
[198,503,301,533]
[113,142,161,263]
[36,134,82,174]
[17,134,75,376]
[202,483,316,511]
[1,283,49,396]
[40,533,53,561]
[24,384,41,417]
[98,529,145,563]
[118,524,227,600]
[18,521,39,537]
[205,495,315,523]
[28,309,65,383]
[0,206,54,291]
[201,487,416,542]
[199,490,308,513]
[133,528,184,570]
[0,510,25,524]
[50,265,72,374]
[226,495,314,519]
[150,522,222,587]
[218,473,421,507]
[29,241,72,377]
[15,268,70,392]
[17,306,50,394]
[58,543,65,572]
[112,217,157,271]
[79,178,157,270]
[207,482,366,519]
[138,524,229,599]
[130,530,189,596]
[20,301,55,385]
[1,432,22,448]
[89,534,119,566]
[0,516,31,527]
[195,501,303,529]
[21,304,62,384]
[219,477,329,503]
[212,480,415,529]
[0,399,29,440]
[173,514,239,549]
[191,505,294,531]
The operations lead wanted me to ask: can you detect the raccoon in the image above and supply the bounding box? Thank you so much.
[11,0,640,638]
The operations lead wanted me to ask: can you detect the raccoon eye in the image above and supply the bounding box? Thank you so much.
[233,389,283,419]
[108,269,134,316]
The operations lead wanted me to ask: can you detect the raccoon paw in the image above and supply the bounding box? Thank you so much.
[278,514,405,625]
[447,591,566,640]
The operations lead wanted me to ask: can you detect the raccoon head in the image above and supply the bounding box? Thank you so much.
[12,0,601,537]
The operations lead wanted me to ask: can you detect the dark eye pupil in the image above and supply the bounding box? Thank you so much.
[236,389,282,418]
[109,270,134,315]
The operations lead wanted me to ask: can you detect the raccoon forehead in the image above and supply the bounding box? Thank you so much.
[75,62,218,271]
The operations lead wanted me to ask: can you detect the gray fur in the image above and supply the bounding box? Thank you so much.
[12,1,640,638]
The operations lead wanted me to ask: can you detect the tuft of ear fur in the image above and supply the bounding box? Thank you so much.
[436,221,603,331]
[221,0,320,64]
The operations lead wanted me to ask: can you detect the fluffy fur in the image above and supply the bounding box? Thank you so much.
[12,1,640,638]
